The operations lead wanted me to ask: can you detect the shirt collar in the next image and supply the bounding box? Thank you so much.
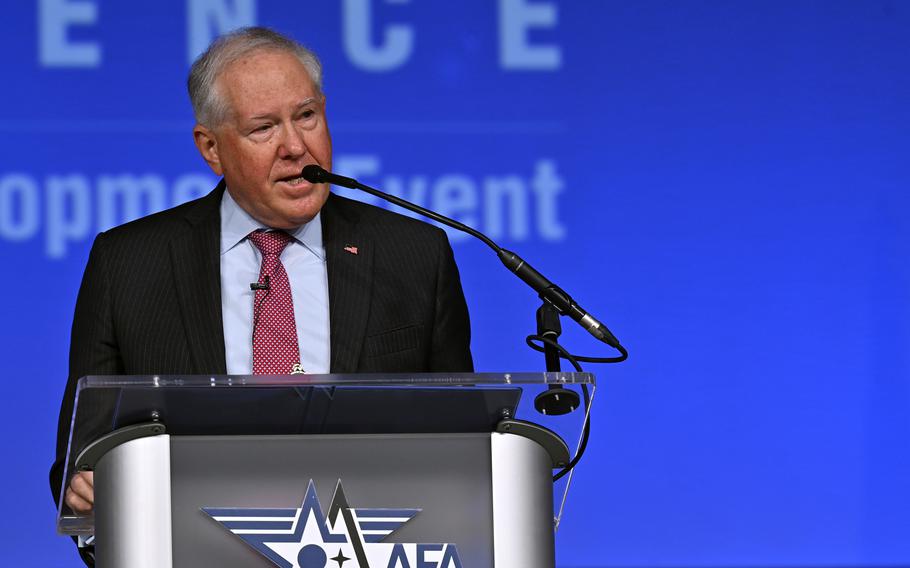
[220,187,325,260]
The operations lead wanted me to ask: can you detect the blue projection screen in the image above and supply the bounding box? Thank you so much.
[2,1,909,566]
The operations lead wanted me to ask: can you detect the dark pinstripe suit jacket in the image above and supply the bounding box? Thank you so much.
[50,181,473,505]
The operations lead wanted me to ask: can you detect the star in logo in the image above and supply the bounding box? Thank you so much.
[331,548,350,567]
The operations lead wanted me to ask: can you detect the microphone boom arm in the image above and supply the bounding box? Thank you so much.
[301,165,623,350]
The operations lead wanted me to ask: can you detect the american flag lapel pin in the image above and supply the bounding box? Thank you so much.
[343,244,358,255]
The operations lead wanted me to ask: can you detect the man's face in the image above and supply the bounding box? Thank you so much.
[194,49,332,229]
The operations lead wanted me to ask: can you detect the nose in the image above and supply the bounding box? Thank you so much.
[278,122,306,159]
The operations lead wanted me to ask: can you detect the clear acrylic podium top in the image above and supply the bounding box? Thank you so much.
[59,372,596,534]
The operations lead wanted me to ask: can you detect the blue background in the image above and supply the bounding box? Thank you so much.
[2,1,908,566]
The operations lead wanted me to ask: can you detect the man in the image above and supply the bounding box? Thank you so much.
[51,26,472,552]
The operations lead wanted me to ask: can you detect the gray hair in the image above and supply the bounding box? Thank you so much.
[188,27,323,127]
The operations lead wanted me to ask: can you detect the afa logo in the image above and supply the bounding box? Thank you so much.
[203,480,463,568]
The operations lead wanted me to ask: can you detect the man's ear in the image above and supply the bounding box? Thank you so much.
[193,124,224,176]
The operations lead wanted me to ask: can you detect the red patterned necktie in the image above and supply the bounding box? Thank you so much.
[247,230,300,375]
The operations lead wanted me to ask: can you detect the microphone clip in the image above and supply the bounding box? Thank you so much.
[250,275,271,291]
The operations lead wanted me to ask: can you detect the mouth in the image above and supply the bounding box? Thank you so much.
[275,173,309,187]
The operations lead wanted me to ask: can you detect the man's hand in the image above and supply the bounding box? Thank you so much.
[65,472,94,513]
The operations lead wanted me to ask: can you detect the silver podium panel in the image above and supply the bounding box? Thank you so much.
[491,432,555,567]
[94,435,173,568]
[91,432,555,568]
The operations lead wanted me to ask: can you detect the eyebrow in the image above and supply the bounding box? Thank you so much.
[248,98,318,121]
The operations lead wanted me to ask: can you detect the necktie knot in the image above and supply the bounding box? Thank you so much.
[248,230,293,257]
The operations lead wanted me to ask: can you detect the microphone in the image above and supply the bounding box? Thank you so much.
[497,251,620,347]
[302,165,622,349]
[250,275,270,291]
[303,165,356,188]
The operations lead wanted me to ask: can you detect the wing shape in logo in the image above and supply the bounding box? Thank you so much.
[203,479,348,568]
[203,479,423,568]
[352,508,420,543]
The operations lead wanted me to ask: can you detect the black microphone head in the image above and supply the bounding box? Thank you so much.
[301,164,328,184]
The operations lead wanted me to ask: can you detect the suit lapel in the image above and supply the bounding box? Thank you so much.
[322,193,374,373]
[170,181,227,374]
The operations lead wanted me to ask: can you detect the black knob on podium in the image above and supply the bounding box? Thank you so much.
[534,386,580,415]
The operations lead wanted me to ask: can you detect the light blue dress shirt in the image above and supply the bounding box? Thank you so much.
[220,190,331,375]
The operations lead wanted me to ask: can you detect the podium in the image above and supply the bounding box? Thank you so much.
[57,373,595,568]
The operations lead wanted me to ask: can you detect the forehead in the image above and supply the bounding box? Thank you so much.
[217,50,318,118]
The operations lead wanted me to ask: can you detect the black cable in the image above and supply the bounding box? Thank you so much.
[526,335,628,364]
[554,383,590,482]
[251,283,271,346]
[526,334,585,373]
[527,334,594,482]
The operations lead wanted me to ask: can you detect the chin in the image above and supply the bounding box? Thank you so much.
[276,191,328,226]
[285,205,325,228]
